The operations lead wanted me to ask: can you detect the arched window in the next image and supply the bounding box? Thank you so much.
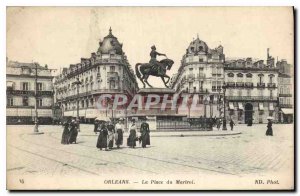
[246,73,252,78]
[237,73,243,77]
[227,73,234,77]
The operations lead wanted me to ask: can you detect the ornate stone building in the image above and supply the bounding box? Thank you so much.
[224,51,279,124]
[170,36,225,118]
[54,28,139,121]
[6,60,54,124]
[277,60,293,123]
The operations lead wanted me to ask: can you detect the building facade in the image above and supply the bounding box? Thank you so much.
[224,53,279,124]
[170,37,225,118]
[54,28,139,122]
[6,60,54,124]
[278,73,293,123]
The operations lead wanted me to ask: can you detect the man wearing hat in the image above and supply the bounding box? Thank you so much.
[149,45,167,75]
[140,117,150,148]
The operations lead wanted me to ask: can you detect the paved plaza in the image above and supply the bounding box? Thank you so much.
[7,123,293,176]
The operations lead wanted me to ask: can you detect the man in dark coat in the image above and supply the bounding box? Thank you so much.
[94,119,99,134]
[140,119,150,148]
[96,121,108,150]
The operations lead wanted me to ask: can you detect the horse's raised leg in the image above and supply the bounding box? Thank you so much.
[161,76,169,88]
[164,75,170,84]
[144,75,153,88]
[139,74,146,88]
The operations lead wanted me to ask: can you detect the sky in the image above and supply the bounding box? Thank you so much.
[7,7,294,87]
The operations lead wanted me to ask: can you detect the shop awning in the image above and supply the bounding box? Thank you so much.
[238,102,244,110]
[259,103,264,111]
[229,102,234,110]
[281,108,293,114]
[269,103,274,111]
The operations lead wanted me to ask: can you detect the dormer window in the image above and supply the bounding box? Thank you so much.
[191,47,194,52]
[199,46,203,51]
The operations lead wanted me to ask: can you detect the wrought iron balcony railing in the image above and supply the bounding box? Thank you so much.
[267,83,276,88]
[226,96,277,101]
[235,82,244,87]
[257,83,266,88]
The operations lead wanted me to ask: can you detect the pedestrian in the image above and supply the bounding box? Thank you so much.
[266,118,273,136]
[107,121,115,149]
[140,118,150,148]
[127,119,137,148]
[229,119,235,131]
[223,118,227,131]
[96,121,108,150]
[61,121,70,144]
[68,119,78,144]
[217,119,221,130]
[115,119,124,148]
[247,118,253,126]
[94,119,99,134]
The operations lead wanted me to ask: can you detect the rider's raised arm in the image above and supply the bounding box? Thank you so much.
[156,51,166,56]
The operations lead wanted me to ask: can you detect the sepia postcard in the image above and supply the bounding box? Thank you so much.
[6,6,294,190]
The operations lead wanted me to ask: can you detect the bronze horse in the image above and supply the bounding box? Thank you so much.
[135,59,174,88]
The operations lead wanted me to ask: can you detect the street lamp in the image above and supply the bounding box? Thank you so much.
[72,77,82,132]
[222,82,227,131]
[33,63,44,135]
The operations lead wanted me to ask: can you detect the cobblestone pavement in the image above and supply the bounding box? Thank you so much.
[7,124,294,179]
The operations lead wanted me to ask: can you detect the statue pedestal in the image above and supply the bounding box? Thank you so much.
[138,88,175,94]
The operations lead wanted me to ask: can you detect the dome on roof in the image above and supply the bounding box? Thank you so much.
[186,37,209,54]
[97,27,123,55]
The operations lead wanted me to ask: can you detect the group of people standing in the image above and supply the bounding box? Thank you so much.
[95,118,150,151]
[61,118,79,145]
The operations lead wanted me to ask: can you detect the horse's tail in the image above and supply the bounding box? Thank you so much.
[135,63,142,79]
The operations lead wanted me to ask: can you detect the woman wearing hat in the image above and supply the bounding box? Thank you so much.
[266,118,273,136]
[107,121,115,149]
[115,119,124,148]
[127,119,137,148]
[149,45,167,75]
[96,121,108,151]
[61,120,70,145]
[68,119,78,144]
[140,118,150,148]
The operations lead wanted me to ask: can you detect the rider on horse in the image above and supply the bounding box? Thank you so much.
[149,45,167,75]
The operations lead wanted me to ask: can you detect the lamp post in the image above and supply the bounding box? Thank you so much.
[72,77,82,132]
[222,82,227,130]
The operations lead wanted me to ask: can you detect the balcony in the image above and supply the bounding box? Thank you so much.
[279,104,293,108]
[235,82,244,88]
[257,83,265,88]
[197,73,205,79]
[279,93,292,97]
[6,90,53,96]
[107,72,119,81]
[226,96,277,101]
[187,74,195,80]
[267,83,276,88]
[226,82,235,87]
[245,82,254,88]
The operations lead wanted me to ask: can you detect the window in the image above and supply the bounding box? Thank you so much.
[238,89,242,97]
[37,98,43,107]
[7,98,13,106]
[246,73,252,78]
[81,100,84,108]
[258,74,264,84]
[23,96,29,106]
[270,90,273,98]
[191,47,194,52]
[199,58,203,62]
[258,89,264,97]
[189,68,193,72]
[37,83,43,91]
[247,89,251,97]
[86,99,89,108]
[90,98,94,106]
[199,46,203,51]
[110,80,116,89]
[227,73,234,77]
[110,66,115,72]
[22,82,29,91]
[280,87,284,94]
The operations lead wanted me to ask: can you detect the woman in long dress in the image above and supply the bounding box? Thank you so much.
[107,121,115,149]
[127,119,137,148]
[68,119,78,144]
[266,119,273,136]
[115,120,124,148]
[140,119,150,148]
[61,121,70,144]
[96,122,108,150]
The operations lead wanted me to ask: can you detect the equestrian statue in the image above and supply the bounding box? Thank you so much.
[135,45,174,88]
